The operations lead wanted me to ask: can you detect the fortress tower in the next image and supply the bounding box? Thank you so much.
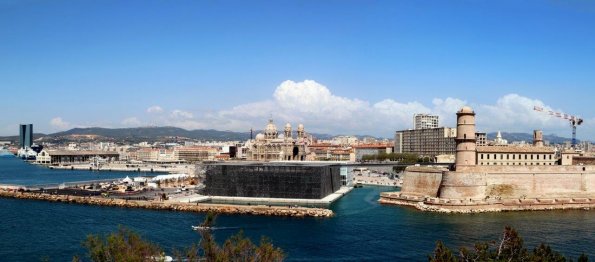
[533,130,544,147]
[455,106,476,168]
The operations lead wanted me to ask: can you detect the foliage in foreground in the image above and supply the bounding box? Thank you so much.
[75,212,284,262]
[429,226,590,262]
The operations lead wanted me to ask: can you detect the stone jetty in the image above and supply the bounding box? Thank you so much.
[0,190,333,218]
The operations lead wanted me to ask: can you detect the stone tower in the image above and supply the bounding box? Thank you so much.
[284,123,292,139]
[455,106,477,168]
[297,124,305,138]
[533,130,544,147]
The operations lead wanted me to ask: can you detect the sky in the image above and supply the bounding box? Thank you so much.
[1,0,595,139]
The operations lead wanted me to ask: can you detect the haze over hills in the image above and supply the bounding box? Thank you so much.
[0,127,583,145]
[486,132,580,145]
[0,127,338,143]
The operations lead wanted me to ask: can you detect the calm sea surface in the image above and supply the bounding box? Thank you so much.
[0,156,155,186]
[0,157,593,261]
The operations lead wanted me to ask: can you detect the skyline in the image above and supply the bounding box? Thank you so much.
[2,1,595,138]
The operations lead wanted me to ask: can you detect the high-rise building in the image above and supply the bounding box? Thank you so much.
[414,114,439,130]
[475,132,487,146]
[19,124,33,149]
[394,127,457,157]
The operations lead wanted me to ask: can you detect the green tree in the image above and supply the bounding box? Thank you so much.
[180,212,285,262]
[430,226,590,262]
[81,227,164,262]
[79,212,284,262]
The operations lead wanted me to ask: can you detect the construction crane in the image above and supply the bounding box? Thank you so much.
[533,106,584,148]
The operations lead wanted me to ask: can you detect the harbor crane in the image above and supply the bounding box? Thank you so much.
[533,106,583,148]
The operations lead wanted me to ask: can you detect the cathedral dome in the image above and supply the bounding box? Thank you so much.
[264,119,278,139]
[255,133,265,141]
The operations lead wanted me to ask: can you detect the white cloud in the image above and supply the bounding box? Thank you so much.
[171,110,194,119]
[50,117,71,130]
[121,117,141,126]
[474,94,568,133]
[147,106,164,114]
[141,80,591,138]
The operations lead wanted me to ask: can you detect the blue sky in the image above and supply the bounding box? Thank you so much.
[1,0,595,138]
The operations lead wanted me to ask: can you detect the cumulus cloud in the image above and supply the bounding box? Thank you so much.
[171,110,194,119]
[147,106,164,114]
[50,117,71,130]
[142,80,589,138]
[201,80,456,135]
[474,94,568,133]
[121,117,141,126]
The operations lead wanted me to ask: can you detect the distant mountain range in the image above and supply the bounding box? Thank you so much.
[0,126,340,144]
[0,127,583,145]
[53,127,254,141]
[486,132,579,145]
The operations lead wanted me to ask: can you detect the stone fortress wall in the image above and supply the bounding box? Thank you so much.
[381,106,595,213]
[403,165,595,200]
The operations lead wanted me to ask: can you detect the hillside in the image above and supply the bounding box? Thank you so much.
[0,127,339,144]
[46,127,253,142]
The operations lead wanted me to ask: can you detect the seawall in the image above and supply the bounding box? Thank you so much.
[0,190,333,218]
[380,192,595,213]
[381,165,595,213]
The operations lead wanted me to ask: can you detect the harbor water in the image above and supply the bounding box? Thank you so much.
[0,157,593,261]
[0,157,155,186]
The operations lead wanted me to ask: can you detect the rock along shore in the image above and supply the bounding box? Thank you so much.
[379,192,595,214]
[0,190,333,218]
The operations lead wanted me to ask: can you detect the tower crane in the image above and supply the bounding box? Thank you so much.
[533,106,584,148]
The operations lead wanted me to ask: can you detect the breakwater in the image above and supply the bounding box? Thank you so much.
[0,190,333,218]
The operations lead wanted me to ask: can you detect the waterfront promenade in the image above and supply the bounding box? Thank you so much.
[47,162,195,175]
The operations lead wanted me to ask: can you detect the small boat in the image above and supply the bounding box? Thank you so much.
[192,225,212,231]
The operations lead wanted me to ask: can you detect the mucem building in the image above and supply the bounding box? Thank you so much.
[204,163,342,199]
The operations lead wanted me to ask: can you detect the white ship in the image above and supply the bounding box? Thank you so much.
[16,147,37,160]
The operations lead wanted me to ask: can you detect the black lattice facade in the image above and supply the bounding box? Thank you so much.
[204,163,342,199]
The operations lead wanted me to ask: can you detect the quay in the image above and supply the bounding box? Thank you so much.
[46,163,195,175]
[0,189,334,218]
[174,187,354,207]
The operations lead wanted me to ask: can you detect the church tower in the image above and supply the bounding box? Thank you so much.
[284,123,292,139]
[455,106,477,168]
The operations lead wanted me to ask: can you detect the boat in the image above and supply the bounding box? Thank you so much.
[16,148,37,160]
[192,225,212,231]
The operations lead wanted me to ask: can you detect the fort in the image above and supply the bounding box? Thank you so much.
[380,106,595,213]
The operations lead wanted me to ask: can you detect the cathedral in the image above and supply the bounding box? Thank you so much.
[246,119,312,161]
